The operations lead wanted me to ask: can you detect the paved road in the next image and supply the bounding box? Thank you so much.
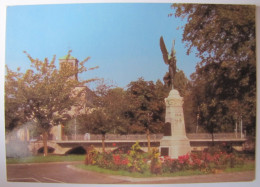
[6,162,255,184]
[7,162,126,184]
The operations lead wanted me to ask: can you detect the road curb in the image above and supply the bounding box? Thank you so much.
[66,164,255,183]
[7,161,83,166]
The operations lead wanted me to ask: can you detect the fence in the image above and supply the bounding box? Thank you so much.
[187,133,245,139]
[60,132,245,141]
[62,134,164,141]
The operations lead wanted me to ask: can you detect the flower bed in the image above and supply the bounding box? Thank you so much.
[85,142,245,175]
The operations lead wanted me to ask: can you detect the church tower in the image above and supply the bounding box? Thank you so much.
[59,55,79,81]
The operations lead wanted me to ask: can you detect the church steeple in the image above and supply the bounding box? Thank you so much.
[59,54,79,81]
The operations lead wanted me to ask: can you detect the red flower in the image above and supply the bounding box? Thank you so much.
[178,154,190,164]
[121,158,129,165]
[113,154,121,165]
[112,143,116,147]
[194,158,202,165]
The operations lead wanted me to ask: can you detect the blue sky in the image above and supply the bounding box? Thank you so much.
[5,3,200,88]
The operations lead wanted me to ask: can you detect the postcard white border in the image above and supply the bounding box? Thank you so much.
[0,0,259,187]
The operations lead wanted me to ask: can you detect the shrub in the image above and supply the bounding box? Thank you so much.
[150,149,162,175]
[178,154,190,170]
[87,142,148,173]
[112,154,129,170]
[127,142,148,173]
[85,142,245,175]
[85,145,98,165]
[161,154,191,173]
[190,153,203,170]
[161,156,181,173]
[96,151,114,169]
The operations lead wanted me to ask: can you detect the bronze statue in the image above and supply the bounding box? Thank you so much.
[160,36,177,89]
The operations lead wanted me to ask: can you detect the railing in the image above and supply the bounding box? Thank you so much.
[6,132,247,143]
[59,133,245,141]
[62,134,164,141]
[187,133,246,139]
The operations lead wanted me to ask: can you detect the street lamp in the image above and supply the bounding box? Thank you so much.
[234,112,238,138]
[240,115,243,139]
[196,114,199,133]
[74,117,77,140]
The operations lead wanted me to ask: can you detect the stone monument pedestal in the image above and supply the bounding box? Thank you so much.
[160,89,191,158]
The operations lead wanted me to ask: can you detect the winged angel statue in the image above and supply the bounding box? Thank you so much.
[160,36,177,89]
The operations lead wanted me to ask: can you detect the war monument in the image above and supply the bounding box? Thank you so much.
[159,36,191,158]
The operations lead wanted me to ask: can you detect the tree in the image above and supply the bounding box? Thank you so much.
[5,50,97,156]
[79,81,130,152]
[172,4,256,135]
[126,78,166,153]
[5,68,25,132]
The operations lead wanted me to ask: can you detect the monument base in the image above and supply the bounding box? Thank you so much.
[160,88,191,158]
[160,136,191,159]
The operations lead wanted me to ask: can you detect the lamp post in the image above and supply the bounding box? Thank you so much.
[74,117,77,140]
[240,115,243,139]
[234,112,238,138]
[196,114,199,133]
[147,112,153,153]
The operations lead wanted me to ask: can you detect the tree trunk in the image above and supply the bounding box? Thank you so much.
[102,134,105,153]
[43,131,48,156]
[146,129,151,153]
[211,122,215,146]
[211,132,215,146]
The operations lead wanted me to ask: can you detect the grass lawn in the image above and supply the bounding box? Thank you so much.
[76,162,255,178]
[76,164,205,178]
[6,154,85,164]
[224,162,255,173]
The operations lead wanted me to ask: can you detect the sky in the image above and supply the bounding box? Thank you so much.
[5,3,200,89]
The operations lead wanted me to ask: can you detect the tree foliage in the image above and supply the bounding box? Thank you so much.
[126,78,167,134]
[5,50,97,155]
[79,81,130,152]
[93,86,130,134]
[126,78,168,152]
[172,4,256,135]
